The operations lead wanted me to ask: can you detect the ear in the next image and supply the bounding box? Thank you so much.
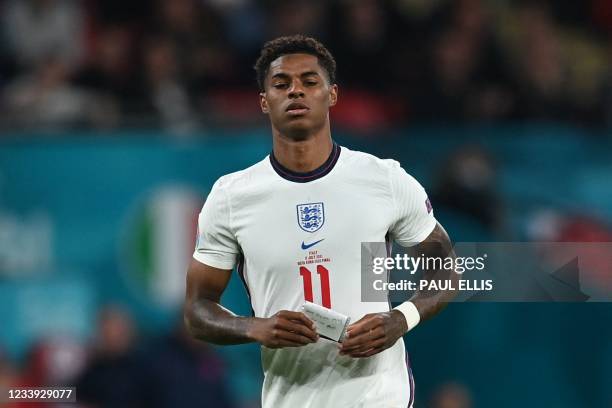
[260,92,269,114]
[329,84,338,107]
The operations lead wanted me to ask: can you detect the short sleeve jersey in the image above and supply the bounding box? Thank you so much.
[194,144,436,408]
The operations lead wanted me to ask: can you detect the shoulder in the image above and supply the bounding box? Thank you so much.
[339,146,404,177]
[213,156,271,192]
[340,146,426,198]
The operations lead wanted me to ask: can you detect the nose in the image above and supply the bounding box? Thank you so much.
[288,81,305,98]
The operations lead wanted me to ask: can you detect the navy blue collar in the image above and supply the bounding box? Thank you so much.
[270,143,341,183]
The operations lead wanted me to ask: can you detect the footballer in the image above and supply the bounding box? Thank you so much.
[185,35,456,408]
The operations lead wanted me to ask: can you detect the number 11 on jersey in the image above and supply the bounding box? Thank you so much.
[299,265,331,308]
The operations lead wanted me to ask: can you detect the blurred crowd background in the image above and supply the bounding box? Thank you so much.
[0,1,611,408]
[0,0,611,132]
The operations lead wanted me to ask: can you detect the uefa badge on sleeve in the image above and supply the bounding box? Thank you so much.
[425,198,432,213]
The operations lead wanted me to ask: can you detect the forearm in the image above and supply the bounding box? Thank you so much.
[184,298,259,345]
[408,223,458,322]
[409,265,458,321]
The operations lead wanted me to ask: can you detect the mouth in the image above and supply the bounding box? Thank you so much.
[286,102,309,116]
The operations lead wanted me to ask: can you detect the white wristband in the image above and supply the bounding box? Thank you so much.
[393,301,420,333]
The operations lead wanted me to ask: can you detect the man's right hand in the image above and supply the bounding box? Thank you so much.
[248,310,319,348]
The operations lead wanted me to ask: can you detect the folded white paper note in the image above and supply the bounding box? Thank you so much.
[301,301,351,343]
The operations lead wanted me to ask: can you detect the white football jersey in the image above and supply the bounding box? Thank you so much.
[194,144,436,408]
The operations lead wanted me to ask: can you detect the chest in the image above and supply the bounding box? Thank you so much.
[232,183,393,263]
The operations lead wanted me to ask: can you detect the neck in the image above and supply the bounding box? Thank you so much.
[271,123,333,173]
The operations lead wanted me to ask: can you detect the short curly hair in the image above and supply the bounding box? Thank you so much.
[254,35,336,91]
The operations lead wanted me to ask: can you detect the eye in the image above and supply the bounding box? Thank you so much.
[273,83,288,89]
[305,80,318,86]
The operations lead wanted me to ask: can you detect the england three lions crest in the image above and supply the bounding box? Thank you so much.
[297,202,325,233]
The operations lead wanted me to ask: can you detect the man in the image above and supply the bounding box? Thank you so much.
[184,35,455,408]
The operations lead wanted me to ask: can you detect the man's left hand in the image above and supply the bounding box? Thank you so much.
[338,310,408,358]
